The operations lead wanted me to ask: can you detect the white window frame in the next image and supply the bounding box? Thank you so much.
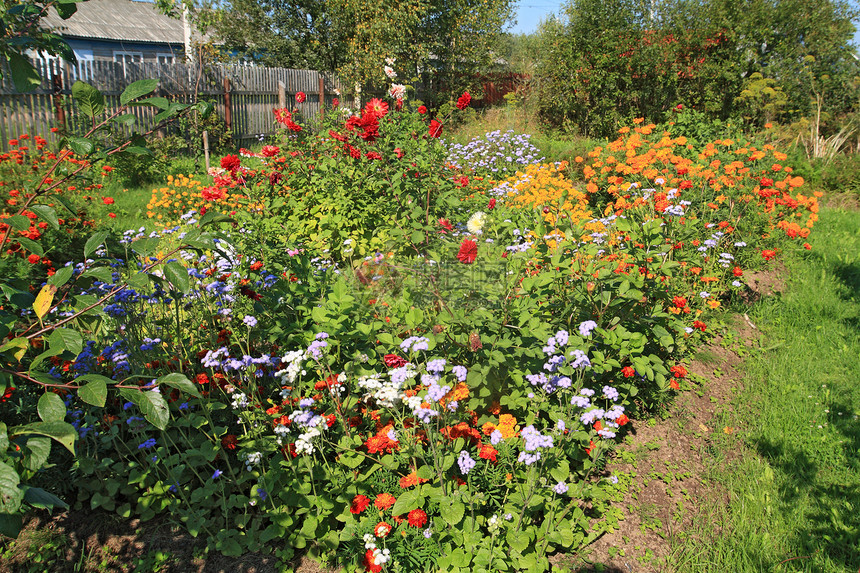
[156,52,176,65]
[113,51,143,76]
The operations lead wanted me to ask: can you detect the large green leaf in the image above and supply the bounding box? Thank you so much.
[163,261,190,293]
[157,373,201,399]
[66,136,94,156]
[23,487,68,511]
[22,436,51,471]
[72,81,105,118]
[47,265,75,287]
[84,231,109,258]
[119,388,169,430]
[8,52,41,93]
[120,79,158,105]
[47,328,83,356]
[13,421,76,454]
[0,512,22,538]
[0,423,7,452]
[78,377,108,407]
[0,461,23,514]
[29,205,59,230]
[37,392,66,423]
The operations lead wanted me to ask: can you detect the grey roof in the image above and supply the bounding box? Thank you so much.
[43,0,185,45]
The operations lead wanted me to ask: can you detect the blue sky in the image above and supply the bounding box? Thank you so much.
[509,0,860,48]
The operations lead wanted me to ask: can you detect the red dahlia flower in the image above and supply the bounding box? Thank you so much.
[456,91,471,110]
[220,154,241,172]
[439,218,453,233]
[261,145,280,157]
[488,198,496,209]
[457,239,477,264]
[364,98,389,118]
[428,119,443,138]
[295,91,306,103]
[27,254,40,264]
[417,105,427,114]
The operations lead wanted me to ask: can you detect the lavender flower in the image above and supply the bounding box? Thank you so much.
[452,365,468,382]
[578,320,598,337]
[458,450,476,475]
[242,315,258,327]
[552,482,569,495]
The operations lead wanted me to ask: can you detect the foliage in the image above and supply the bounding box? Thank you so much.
[537,0,860,137]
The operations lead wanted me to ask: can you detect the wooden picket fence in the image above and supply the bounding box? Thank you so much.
[0,58,347,151]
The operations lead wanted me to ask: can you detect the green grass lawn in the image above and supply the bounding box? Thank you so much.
[675,205,860,572]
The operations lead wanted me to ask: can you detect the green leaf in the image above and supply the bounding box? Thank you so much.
[23,487,68,511]
[7,215,30,231]
[126,272,151,289]
[22,436,51,471]
[82,266,114,283]
[440,499,465,527]
[390,488,420,515]
[195,101,214,118]
[47,328,83,356]
[78,378,107,407]
[66,136,94,156]
[8,52,41,93]
[47,265,75,287]
[124,146,154,156]
[113,114,137,127]
[72,81,105,118]
[120,79,159,105]
[119,388,169,430]
[157,373,201,399]
[0,512,23,538]
[0,338,28,362]
[37,392,66,423]
[163,261,190,293]
[12,421,76,454]
[54,2,77,18]
[16,237,43,256]
[131,96,169,110]
[0,461,24,513]
[0,423,7,451]
[84,231,109,258]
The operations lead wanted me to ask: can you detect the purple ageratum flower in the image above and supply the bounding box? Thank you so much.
[242,315,258,327]
[415,406,438,423]
[556,419,565,431]
[452,365,468,382]
[138,438,157,450]
[518,451,541,465]
[306,338,328,360]
[569,349,591,369]
[423,528,433,539]
[602,386,620,401]
[426,358,447,373]
[457,450,476,475]
[521,425,553,451]
[526,373,547,387]
[315,332,329,340]
[552,482,569,495]
[400,336,430,353]
[578,321,598,337]
[543,355,565,373]
[580,408,605,426]
[554,330,569,347]
[490,429,503,445]
[571,395,590,408]
[580,388,595,397]
[212,469,223,479]
[426,381,450,402]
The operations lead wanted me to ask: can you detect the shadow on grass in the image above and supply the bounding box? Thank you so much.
[751,411,860,571]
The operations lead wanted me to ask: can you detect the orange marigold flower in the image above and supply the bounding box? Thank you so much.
[374,493,396,511]
[479,444,498,463]
[670,365,687,378]
[350,494,371,514]
[407,508,427,527]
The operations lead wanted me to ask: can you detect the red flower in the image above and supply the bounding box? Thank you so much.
[617,414,629,426]
[760,177,773,187]
[761,249,776,261]
[732,266,743,277]
[803,242,811,250]
[621,366,635,378]
[202,187,227,201]
[417,105,427,114]
[374,493,396,511]
[670,379,680,390]
[692,320,707,332]
[273,108,292,125]
[672,296,686,308]
[456,91,471,110]
[383,354,407,368]
[350,494,371,514]
[479,444,498,463]
[295,91,306,103]
[195,373,209,385]
[261,145,280,157]
[364,98,389,118]
[670,365,687,378]
[332,97,339,108]
[428,119,443,138]
[108,213,116,218]
[220,154,241,172]
[585,440,596,455]
[680,180,693,189]
[439,218,454,233]
[407,508,427,527]
[363,549,382,573]
[365,151,383,161]
[457,239,477,264]
[221,434,238,450]
[488,198,496,210]
[103,197,114,205]
[27,254,40,264]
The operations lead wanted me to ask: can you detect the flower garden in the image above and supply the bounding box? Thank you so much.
[0,72,825,572]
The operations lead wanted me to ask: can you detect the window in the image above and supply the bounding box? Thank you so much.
[156,53,176,65]
[113,51,143,76]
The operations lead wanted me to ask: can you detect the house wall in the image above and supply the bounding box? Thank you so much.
[66,37,184,64]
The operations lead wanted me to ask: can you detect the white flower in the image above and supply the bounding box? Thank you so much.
[467,211,487,235]
[389,83,406,99]
[384,66,397,79]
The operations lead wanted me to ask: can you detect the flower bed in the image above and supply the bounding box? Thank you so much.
[0,71,819,572]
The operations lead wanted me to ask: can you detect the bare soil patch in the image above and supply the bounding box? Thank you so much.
[566,315,762,572]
